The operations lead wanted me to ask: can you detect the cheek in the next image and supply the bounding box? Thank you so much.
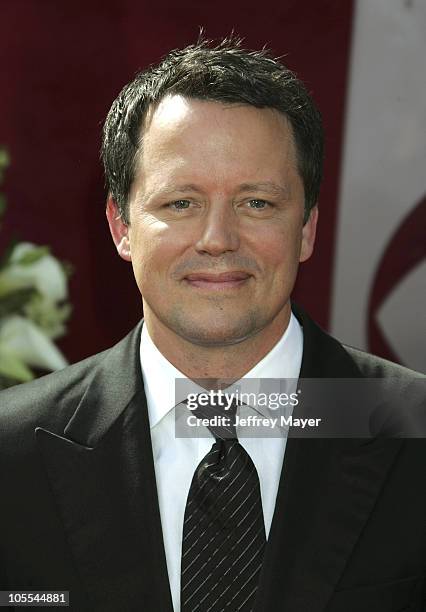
[129,225,189,282]
[253,228,302,273]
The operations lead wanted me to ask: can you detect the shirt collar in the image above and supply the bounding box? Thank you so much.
[140,311,303,429]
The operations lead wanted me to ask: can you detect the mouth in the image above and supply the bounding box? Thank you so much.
[183,271,252,290]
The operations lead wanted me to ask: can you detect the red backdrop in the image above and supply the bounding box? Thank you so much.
[0,0,354,363]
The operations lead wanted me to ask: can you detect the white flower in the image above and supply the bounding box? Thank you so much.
[23,294,72,339]
[0,315,68,373]
[0,344,33,382]
[0,242,67,301]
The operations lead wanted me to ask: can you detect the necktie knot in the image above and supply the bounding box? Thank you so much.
[185,394,239,440]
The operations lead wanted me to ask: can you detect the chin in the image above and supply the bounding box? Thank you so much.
[170,312,260,347]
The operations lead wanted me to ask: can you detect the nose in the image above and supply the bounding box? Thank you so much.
[195,203,240,256]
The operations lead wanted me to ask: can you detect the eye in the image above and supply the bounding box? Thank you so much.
[169,199,191,211]
[247,199,270,210]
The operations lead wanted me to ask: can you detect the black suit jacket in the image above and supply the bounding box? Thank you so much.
[0,305,425,611]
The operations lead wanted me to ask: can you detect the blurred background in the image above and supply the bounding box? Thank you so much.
[0,0,424,373]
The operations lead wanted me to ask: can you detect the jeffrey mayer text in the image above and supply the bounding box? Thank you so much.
[187,415,322,429]
[238,415,321,428]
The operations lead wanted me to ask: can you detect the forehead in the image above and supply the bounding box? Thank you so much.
[143,94,295,155]
[133,95,299,194]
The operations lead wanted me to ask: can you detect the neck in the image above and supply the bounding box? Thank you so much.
[143,305,291,384]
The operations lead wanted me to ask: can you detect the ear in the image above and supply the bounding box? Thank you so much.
[106,196,131,262]
[299,205,318,263]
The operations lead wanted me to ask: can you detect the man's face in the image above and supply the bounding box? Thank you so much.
[108,95,317,347]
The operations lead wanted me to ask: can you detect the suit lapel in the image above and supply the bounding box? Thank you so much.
[36,323,173,612]
[255,305,403,612]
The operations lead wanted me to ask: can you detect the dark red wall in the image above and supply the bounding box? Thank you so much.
[0,0,354,363]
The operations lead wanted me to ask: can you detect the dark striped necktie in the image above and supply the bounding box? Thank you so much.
[181,399,266,612]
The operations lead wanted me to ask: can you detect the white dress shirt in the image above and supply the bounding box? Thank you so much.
[140,313,303,612]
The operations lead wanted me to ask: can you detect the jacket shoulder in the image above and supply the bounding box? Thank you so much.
[343,344,425,379]
[292,302,425,380]
[0,346,111,436]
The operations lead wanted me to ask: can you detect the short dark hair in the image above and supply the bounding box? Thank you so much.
[101,36,324,224]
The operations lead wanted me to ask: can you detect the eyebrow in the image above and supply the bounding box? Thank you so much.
[236,182,291,198]
[149,181,291,199]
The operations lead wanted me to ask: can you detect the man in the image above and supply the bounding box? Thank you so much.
[0,37,425,612]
